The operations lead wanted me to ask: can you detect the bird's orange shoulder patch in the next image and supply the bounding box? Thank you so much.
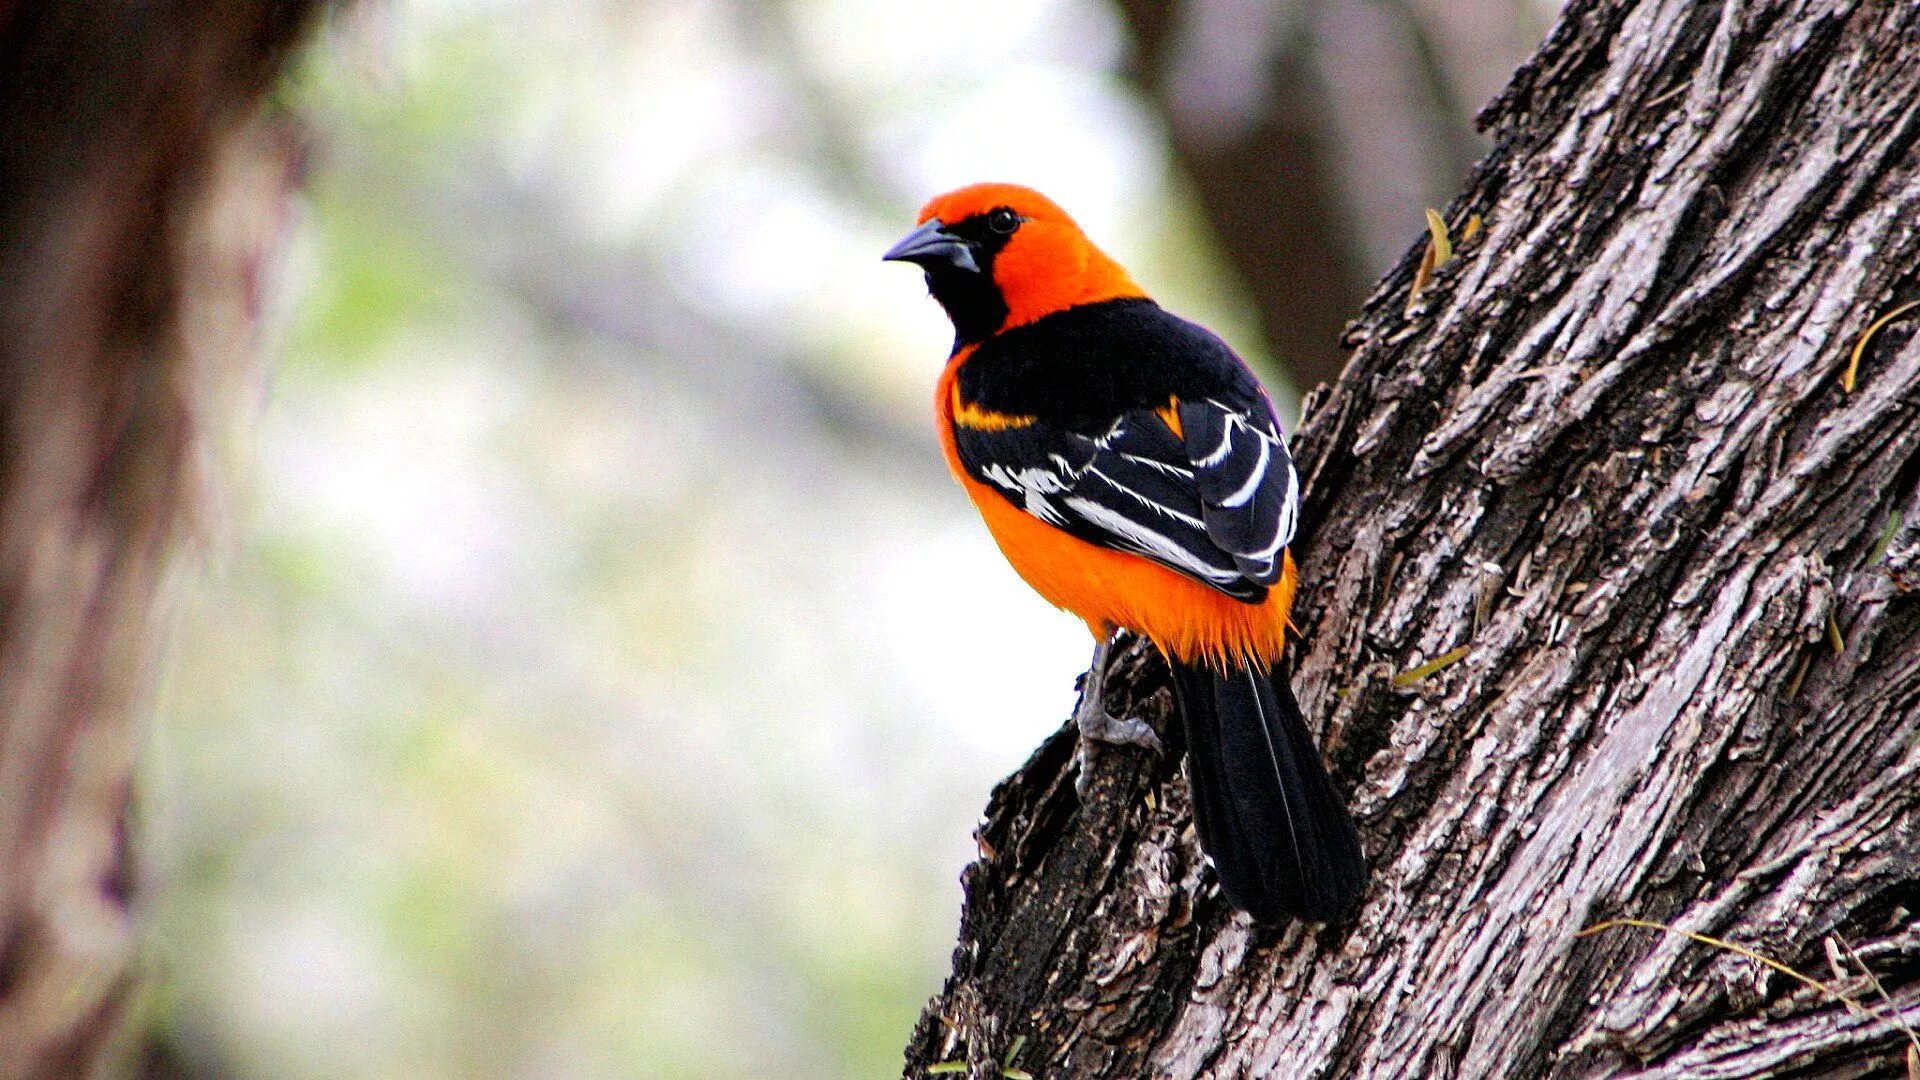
[950,383,1035,431]
[1156,397,1184,439]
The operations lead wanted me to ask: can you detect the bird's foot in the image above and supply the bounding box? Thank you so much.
[1072,672,1161,798]
[1075,698,1163,751]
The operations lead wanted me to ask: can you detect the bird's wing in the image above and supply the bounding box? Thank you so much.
[953,394,1297,602]
[1176,395,1299,586]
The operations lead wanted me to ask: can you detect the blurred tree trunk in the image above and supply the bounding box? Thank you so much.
[1113,0,1543,394]
[0,5,320,1077]
[906,1,1920,1077]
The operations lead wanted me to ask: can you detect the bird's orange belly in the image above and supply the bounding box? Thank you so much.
[933,351,1291,668]
[956,469,1293,669]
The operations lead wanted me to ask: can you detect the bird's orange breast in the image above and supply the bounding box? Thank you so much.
[936,348,1292,669]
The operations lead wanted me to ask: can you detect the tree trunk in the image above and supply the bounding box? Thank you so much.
[904,1,1920,1077]
[0,5,320,1076]
[1112,0,1516,393]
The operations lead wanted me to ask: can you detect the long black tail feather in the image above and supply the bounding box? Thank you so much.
[1170,657,1367,922]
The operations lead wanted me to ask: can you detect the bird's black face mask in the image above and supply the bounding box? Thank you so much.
[883,209,1024,348]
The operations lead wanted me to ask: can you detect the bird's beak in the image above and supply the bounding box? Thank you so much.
[881,218,979,273]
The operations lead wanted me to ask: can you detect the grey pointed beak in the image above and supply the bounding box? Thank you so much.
[881,217,979,273]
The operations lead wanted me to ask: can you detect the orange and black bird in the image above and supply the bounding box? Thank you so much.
[883,183,1367,922]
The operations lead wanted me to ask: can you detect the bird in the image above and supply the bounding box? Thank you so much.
[882,183,1367,923]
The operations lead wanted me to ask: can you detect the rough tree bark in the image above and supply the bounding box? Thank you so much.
[0,5,320,1076]
[905,1,1920,1077]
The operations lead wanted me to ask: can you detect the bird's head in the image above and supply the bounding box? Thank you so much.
[883,183,1143,348]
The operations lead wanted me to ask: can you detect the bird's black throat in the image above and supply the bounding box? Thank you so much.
[926,262,1010,351]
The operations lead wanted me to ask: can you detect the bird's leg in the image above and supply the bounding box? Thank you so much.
[1073,629,1162,794]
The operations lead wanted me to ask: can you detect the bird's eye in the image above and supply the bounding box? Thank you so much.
[987,208,1020,235]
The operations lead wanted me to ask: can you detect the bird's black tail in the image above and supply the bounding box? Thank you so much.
[1170,658,1367,923]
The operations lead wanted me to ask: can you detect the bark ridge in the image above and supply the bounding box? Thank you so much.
[905,1,1920,1076]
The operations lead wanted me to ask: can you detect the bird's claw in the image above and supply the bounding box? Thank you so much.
[1070,630,1159,797]
[1076,706,1163,751]
[1072,692,1162,798]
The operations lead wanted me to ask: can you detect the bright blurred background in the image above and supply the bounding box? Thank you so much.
[141,0,1554,1076]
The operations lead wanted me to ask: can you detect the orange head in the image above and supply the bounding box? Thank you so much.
[882,183,1145,348]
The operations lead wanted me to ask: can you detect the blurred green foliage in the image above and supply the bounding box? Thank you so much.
[143,1,1275,1076]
